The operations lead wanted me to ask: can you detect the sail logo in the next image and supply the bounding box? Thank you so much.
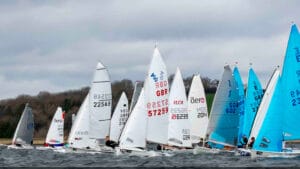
[27,123,34,130]
[75,131,88,135]
[197,112,207,118]
[54,119,63,123]
[190,97,205,103]
[150,72,158,82]
[173,100,184,105]
[294,47,300,62]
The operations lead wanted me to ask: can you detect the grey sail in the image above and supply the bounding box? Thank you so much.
[12,103,34,145]
[129,81,143,113]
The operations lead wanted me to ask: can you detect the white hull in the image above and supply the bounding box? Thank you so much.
[251,149,300,158]
[115,147,165,157]
[193,146,220,154]
[36,146,65,151]
[66,145,115,154]
[7,144,34,150]
[235,148,251,156]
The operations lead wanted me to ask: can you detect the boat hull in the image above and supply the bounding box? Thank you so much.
[250,149,300,158]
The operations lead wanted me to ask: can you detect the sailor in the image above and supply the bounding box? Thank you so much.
[105,136,118,149]
[238,135,248,148]
[247,137,255,149]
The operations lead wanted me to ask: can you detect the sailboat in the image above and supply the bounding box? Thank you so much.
[110,92,129,143]
[88,61,112,150]
[144,47,169,146]
[68,94,90,150]
[250,24,300,157]
[8,103,34,149]
[118,88,148,154]
[68,61,113,152]
[188,74,209,146]
[247,68,281,157]
[206,65,240,150]
[167,68,192,149]
[241,67,263,140]
[44,107,65,148]
[235,67,264,156]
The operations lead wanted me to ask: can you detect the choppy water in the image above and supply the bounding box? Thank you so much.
[1,145,300,167]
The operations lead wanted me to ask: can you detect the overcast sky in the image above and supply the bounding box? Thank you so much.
[0,0,299,100]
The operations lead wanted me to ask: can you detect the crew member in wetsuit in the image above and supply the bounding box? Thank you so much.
[238,135,248,148]
[105,136,118,149]
[247,137,255,149]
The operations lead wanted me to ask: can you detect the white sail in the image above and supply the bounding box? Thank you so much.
[68,94,90,149]
[145,47,169,144]
[89,62,112,145]
[129,81,143,113]
[12,103,34,145]
[110,92,129,142]
[248,68,280,142]
[188,74,209,144]
[168,68,191,147]
[45,107,64,146]
[119,88,147,150]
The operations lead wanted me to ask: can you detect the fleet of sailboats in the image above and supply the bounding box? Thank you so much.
[4,24,300,159]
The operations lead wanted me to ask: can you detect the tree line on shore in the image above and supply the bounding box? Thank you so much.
[0,76,218,139]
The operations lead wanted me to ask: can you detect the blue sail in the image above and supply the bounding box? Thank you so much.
[242,68,263,140]
[233,67,245,147]
[253,73,283,152]
[207,65,240,147]
[281,24,300,141]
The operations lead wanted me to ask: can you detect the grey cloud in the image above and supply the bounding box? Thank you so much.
[0,0,299,99]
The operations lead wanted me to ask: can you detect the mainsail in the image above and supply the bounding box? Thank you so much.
[233,66,245,147]
[89,62,112,146]
[12,103,34,145]
[281,24,300,141]
[68,94,90,149]
[250,68,282,152]
[110,92,129,142]
[242,68,263,139]
[188,74,209,144]
[168,68,191,147]
[145,47,169,144]
[207,65,239,147]
[119,88,147,150]
[45,107,64,147]
[251,24,300,152]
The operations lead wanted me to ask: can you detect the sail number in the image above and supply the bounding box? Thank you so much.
[119,109,129,126]
[93,101,111,107]
[148,107,168,117]
[290,89,300,106]
[182,129,190,141]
